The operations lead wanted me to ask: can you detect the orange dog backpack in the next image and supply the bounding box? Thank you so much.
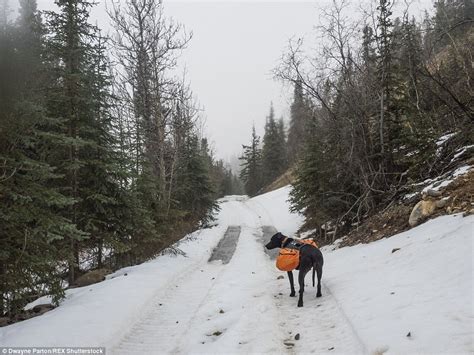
[276,239,318,272]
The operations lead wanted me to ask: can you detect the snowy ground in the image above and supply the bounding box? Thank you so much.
[0,186,472,354]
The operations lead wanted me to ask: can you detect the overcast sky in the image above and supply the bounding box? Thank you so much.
[163,2,319,161]
[15,0,433,162]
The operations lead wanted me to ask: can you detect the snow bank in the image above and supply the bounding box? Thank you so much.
[323,213,474,354]
[0,201,238,348]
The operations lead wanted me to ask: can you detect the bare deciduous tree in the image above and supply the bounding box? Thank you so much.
[108,0,192,206]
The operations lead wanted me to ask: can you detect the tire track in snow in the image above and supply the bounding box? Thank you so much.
[112,197,367,354]
[170,226,244,353]
[113,264,227,354]
[208,226,241,264]
[165,201,290,354]
[112,227,239,354]
[164,227,282,354]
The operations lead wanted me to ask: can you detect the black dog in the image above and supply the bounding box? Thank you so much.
[265,232,324,307]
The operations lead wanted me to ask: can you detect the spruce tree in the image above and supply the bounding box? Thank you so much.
[0,0,81,314]
[287,79,311,164]
[44,0,124,283]
[375,0,394,163]
[173,135,218,228]
[239,126,263,196]
[261,104,287,185]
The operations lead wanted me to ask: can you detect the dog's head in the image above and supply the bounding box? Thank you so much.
[265,232,286,250]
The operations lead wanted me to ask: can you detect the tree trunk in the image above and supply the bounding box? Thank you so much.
[97,239,103,269]
[0,261,5,315]
[379,90,385,154]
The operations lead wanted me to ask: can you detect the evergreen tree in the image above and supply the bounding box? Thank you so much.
[261,104,287,185]
[277,116,288,167]
[0,0,80,315]
[375,0,394,162]
[44,0,124,283]
[287,79,311,164]
[239,126,263,196]
[173,135,218,227]
[212,162,244,197]
[390,17,436,175]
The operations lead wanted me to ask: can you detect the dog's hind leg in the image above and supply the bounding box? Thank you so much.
[316,262,323,298]
[287,271,296,297]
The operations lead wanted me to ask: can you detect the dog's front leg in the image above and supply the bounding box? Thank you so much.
[287,271,296,297]
[297,270,307,307]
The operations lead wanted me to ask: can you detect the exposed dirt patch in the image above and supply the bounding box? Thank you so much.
[433,169,474,217]
[338,169,473,248]
[339,204,414,248]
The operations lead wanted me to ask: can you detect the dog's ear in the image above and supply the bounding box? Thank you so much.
[272,232,283,240]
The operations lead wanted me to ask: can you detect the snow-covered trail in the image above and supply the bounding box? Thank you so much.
[112,195,364,354]
[3,186,470,353]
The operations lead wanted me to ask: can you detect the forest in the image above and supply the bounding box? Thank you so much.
[0,0,242,316]
[239,0,473,241]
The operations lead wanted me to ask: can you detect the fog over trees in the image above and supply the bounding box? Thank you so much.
[0,0,241,316]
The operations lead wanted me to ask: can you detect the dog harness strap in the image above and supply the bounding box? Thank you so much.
[283,240,303,251]
[281,237,288,248]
